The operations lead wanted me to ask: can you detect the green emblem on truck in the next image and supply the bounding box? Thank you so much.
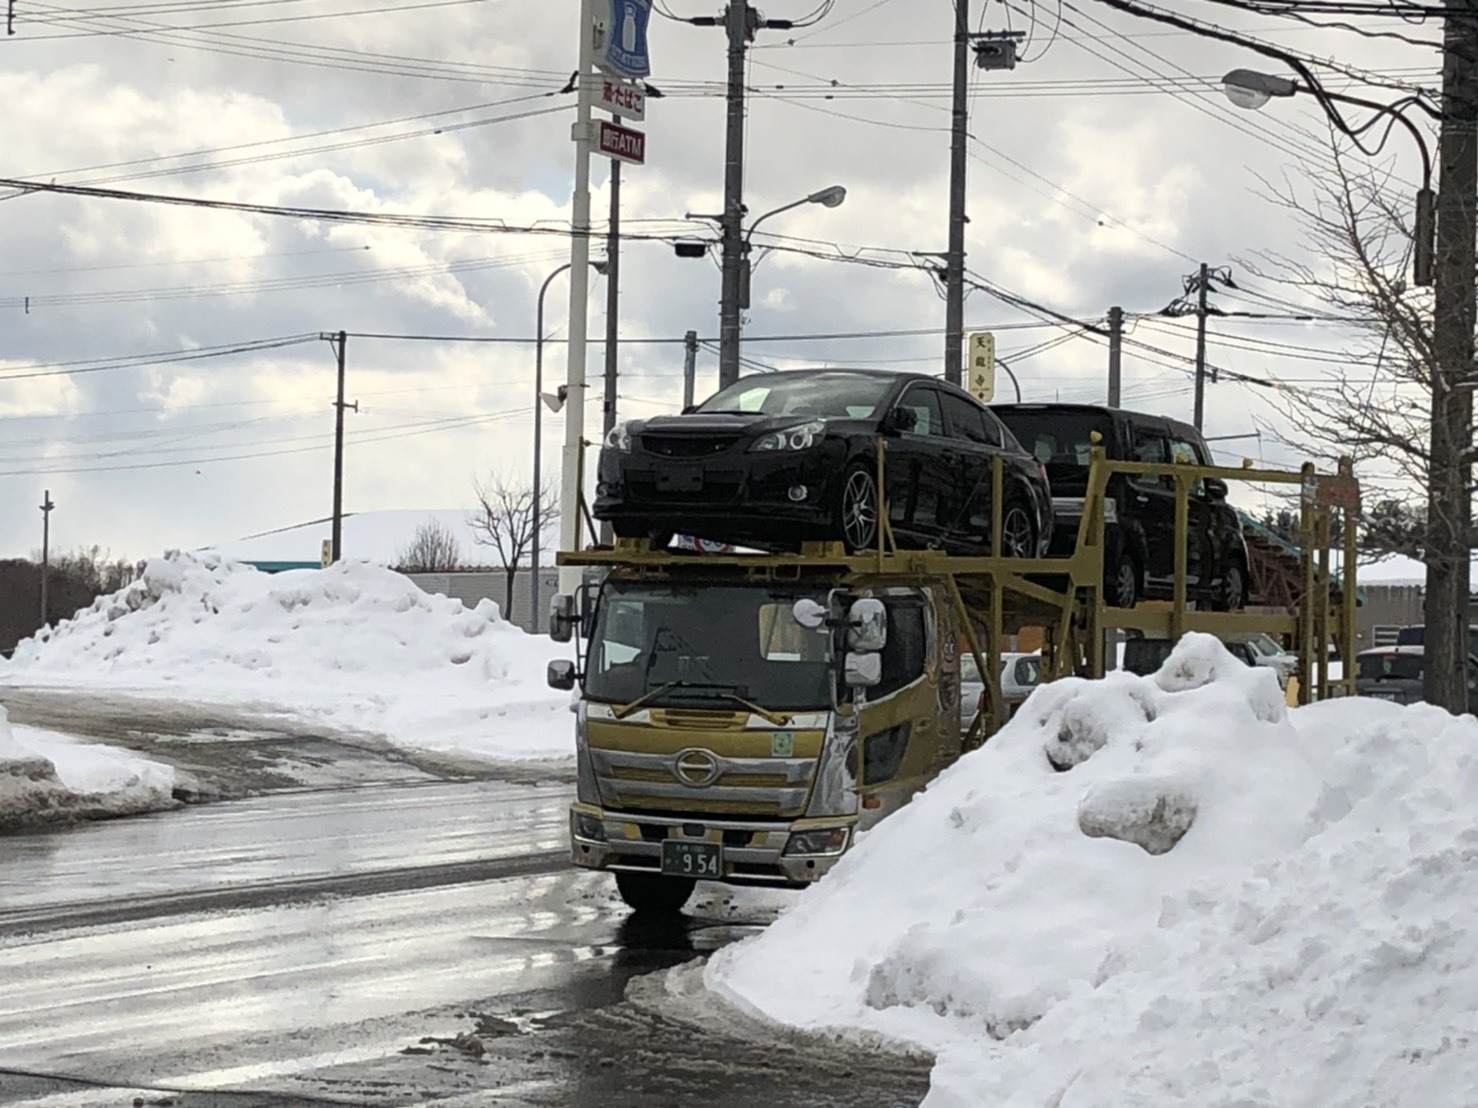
[771,731,795,757]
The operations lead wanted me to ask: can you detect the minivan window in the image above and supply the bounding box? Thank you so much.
[1132,427,1169,488]
[994,410,1112,469]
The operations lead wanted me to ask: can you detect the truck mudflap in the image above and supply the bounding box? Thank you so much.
[568,804,855,888]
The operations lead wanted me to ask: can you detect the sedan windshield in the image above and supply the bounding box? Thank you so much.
[585,582,835,711]
[697,373,892,420]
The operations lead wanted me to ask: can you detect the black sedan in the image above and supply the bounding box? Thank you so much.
[593,369,1053,556]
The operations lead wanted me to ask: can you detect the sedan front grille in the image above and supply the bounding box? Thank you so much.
[641,435,741,458]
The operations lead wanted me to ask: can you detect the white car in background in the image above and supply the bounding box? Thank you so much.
[960,651,1042,732]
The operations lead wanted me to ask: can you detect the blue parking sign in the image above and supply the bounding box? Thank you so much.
[603,0,652,79]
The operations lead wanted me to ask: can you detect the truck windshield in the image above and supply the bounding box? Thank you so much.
[585,582,834,711]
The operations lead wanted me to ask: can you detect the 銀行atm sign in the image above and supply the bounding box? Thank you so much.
[598,120,646,166]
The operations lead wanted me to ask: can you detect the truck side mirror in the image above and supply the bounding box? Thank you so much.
[847,598,887,652]
[844,652,882,688]
[547,660,577,691]
[549,594,578,643]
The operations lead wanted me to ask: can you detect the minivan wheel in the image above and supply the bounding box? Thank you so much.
[998,500,1036,559]
[614,872,695,916]
[1108,555,1140,609]
[1213,560,1248,611]
[840,465,879,553]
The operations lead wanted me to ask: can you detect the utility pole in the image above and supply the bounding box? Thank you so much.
[1107,305,1123,408]
[690,4,792,388]
[38,490,53,626]
[1424,0,1478,713]
[600,131,622,546]
[944,0,970,386]
[682,330,699,410]
[1192,263,1210,431]
[329,330,355,564]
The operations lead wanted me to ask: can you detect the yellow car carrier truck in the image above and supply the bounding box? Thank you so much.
[545,450,1360,915]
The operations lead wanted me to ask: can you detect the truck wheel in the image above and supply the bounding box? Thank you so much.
[1107,554,1140,609]
[839,465,879,553]
[1212,560,1248,611]
[614,872,696,916]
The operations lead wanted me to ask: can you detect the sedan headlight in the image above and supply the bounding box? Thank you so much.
[605,423,632,452]
[750,420,826,453]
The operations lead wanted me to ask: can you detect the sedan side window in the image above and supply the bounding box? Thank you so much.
[895,387,947,438]
[939,392,995,446]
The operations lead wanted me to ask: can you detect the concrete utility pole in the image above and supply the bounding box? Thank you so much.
[690,4,792,388]
[1424,0,1478,713]
[329,330,354,564]
[1192,263,1210,431]
[38,490,53,625]
[682,329,699,410]
[559,0,599,596]
[1107,304,1123,407]
[600,133,622,546]
[944,0,970,386]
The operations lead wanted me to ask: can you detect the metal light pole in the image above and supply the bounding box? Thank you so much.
[534,260,605,633]
[1222,69,1435,287]
[697,185,845,380]
[39,490,53,626]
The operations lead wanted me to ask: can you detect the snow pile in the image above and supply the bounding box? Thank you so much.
[1,551,575,763]
[0,704,177,829]
[706,634,1478,1107]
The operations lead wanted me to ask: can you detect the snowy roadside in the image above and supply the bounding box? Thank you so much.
[0,705,179,830]
[0,551,580,769]
[703,634,1478,1108]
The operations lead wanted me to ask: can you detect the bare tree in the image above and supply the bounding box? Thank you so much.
[468,474,559,621]
[394,518,463,573]
[1245,134,1470,709]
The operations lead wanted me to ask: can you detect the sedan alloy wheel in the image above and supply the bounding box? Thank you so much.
[841,467,879,552]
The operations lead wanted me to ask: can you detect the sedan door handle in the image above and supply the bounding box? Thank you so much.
[1135,494,1150,504]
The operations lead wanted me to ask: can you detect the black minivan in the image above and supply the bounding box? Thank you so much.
[992,403,1251,610]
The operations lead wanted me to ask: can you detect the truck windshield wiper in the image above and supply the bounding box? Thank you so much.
[612,681,791,726]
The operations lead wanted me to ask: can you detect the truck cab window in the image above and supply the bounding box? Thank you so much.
[873,601,928,699]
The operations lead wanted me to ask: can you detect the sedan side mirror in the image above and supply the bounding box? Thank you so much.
[547,660,577,691]
[1203,477,1229,500]
[883,406,917,435]
[549,594,578,643]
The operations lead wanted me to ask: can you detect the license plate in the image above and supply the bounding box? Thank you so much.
[654,465,704,493]
[661,840,721,878]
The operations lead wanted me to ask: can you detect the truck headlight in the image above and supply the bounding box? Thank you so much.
[751,420,825,453]
[783,827,850,856]
[573,811,606,842]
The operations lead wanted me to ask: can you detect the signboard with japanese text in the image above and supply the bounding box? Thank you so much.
[598,120,646,165]
[967,331,996,403]
[599,78,646,121]
[599,0,652,79]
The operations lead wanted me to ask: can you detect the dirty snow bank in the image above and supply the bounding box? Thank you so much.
[706,633,1478,1107]
[0,705,177,829]
[0,551,575,764]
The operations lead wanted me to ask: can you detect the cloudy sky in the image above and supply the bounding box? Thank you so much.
[0,0,1441,562]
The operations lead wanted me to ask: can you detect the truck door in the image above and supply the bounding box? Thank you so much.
[857,597,934,794]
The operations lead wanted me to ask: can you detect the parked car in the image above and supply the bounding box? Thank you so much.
[1355,645,1428,705]
[1121,635,1286,684]
[1356,644,1478,709]
[991,403,1251,610]
[595,369,1054,556]
[1393,624,1478,658]
[960,650,1041,731]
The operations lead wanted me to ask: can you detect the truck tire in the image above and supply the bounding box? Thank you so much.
[614,872,696,916]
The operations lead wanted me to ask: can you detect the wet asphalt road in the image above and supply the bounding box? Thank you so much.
[0,690,932,1107]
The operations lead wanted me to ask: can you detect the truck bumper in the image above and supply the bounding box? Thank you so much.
[568,804,854,888]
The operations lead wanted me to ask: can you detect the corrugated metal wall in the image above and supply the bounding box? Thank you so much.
[403,568,561,633]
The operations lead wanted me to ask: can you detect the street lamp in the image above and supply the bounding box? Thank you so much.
[1221,68,1434,286]
[691,184,848,387]
[740,186,848,313]
[532,258,606,633]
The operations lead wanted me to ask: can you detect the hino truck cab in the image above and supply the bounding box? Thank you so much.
[546,566,965,915]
